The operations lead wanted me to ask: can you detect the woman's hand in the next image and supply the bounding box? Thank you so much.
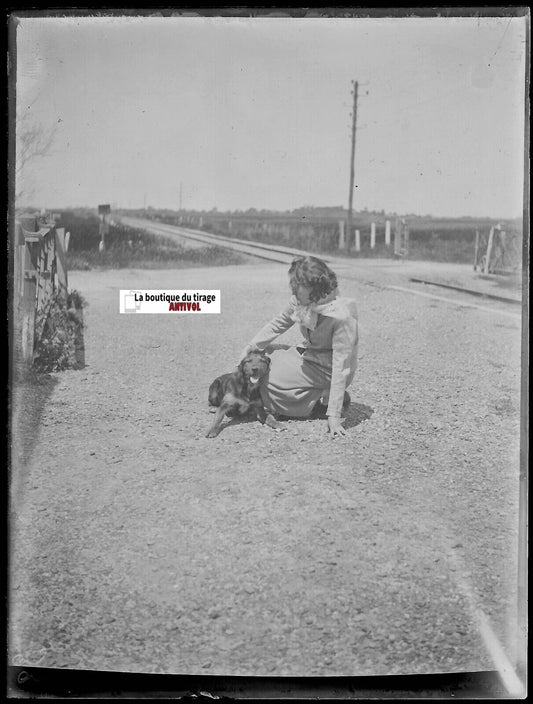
[327,416,346,438]
[238,342,289,364]
[237,344,255,364]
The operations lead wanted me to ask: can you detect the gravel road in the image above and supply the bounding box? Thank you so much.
[10,257,523,680]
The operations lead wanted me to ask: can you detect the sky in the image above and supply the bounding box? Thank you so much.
[12,12,527,218]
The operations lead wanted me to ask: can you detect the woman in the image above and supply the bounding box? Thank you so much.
[241,256,359,438]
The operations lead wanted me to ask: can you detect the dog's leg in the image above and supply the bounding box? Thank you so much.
[264,412,286,431]
[205,405,228,438]
[255,405,285,431]
[208,379,223,408]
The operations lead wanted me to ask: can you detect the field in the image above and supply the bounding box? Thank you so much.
[57,213,247,270]
[110,208,522,265]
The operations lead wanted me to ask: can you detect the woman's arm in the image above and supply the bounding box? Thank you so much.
[247,305,296,350]
[326,316,358,419]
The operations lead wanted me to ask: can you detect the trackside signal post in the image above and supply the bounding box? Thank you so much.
[98,203,111,251]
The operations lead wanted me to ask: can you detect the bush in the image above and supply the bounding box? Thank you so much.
[33,290,86,372]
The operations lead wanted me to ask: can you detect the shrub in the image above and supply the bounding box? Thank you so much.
[33,290,86,372]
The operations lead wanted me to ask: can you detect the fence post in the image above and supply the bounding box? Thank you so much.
[394,217,402,256]
[355,229,361,252]
[484,227,494,274]
[370,222,376,249]
[99,216,108,251]
[21,237,37,365]
[13,225,27,369]
[34,228,53,345]
[15,224,25,297]
[55,227,69,302]
[403,220,409,257]
[474,230,480,270]
[338,220,345,250]
[385,220,391,245]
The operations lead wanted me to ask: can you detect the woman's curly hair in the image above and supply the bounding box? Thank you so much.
[288,256,338,303]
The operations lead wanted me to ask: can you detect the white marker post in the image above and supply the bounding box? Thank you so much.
[385,220,391,245]
[370,222,376,249]
[338,220,345,250]
[355,229,361,252]
[484,227,495,274]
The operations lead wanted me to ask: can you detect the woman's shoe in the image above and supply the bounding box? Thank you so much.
[310,400,328,418]
[312,391,350,418]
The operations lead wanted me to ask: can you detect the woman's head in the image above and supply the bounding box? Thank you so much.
[288,256,338,304]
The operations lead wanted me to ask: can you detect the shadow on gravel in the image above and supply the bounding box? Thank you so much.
[203,401,374,437]
[343,402,375,429]
[276,401,374,429]
[11,369,60,469]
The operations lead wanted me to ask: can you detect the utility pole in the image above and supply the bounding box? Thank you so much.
[347,80,358,249]
[179,182,183,211]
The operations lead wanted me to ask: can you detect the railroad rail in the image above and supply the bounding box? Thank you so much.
[409,278,522,306]
[117,216,522,310]
[117,215,328,265]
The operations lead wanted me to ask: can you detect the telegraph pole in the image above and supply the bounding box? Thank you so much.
[347,80,358,248]
[179,183,183,211]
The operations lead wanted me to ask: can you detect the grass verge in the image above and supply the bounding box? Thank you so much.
[65,219,247,270]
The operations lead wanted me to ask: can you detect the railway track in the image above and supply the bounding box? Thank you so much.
[408,277,522,305]
[117,215,522,313]
[117,215,306,265]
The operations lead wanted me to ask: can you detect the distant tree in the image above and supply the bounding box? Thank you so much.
[15,105,58,204]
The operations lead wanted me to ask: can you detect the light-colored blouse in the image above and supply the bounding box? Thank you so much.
[249,296,359,417]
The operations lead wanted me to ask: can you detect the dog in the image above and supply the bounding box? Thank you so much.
[206,349,284,438]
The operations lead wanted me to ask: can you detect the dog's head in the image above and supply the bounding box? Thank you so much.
[239,349,271,385]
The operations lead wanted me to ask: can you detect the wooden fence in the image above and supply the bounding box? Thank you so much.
[14,215,70,365]
[473,226,522,275]
[154,211,408,255]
